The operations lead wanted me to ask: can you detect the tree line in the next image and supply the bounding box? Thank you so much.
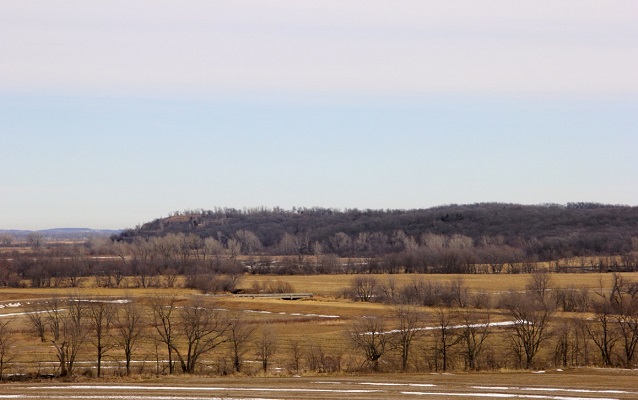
[345,272,638,370]
[2,226,638,293]
[1,295,279,378]
[115,203,638,261]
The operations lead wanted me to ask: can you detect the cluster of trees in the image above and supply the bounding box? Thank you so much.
[0,295,279,379]
[0,235,245,292]
[3,230,638,295]
[344,272,638,371]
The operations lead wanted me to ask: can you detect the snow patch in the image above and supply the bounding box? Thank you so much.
[0,309,65,318]
[0,302,22,309]
[373,320,523,335]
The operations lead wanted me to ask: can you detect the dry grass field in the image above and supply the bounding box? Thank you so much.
[1,271,638,397]
[238,272,638,297]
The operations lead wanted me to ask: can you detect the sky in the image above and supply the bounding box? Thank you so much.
[1,1,637,230]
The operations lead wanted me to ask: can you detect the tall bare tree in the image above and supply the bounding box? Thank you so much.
[114,300,145,376]
[608,274,638,367]
[25,302,48,342]
[394,306,425,371]
[504,292,554,369]
[88,300,117,377]
[175,299,229,374]
[348,317,392,372]
[586,301,618,366]
[150,295,178,374]
[616,311,638,367]
[433,308,460,371]
[350,276,378,302]
[287,338,303,374]
[226,311,256,372]
[458,310,491,370]
[0,318,15,380]
[51,297,86,377]
[526,270,553,306]
[255,324,278,373]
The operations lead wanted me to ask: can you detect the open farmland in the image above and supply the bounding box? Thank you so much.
[0,272,637,380]
[2,370,638,400]
[237,272,638,297]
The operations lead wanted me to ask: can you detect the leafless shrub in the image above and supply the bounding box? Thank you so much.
[349,276,378,302]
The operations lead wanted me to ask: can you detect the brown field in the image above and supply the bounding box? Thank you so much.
[1,271,637,396]
[2,369,638,399]
[238,272,638,297]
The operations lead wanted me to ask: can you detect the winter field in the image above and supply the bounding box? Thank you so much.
[1,273,638,398]
[2,370,638,400]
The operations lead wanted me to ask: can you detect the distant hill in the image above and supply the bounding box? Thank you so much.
[115,203,638,260]
[0,228,121,240]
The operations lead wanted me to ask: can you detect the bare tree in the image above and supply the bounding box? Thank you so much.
[25,303,48,342]
[350,276,378,302]
[449,277,468,308]
[51,297,86,377]
[0,233,13,247]
[227,311,256,373]
[504,292,554,369]
[526,270,553,306]
[87,300,117,377]
[586,300,618,366]
[616,311,638,367]
[0,318,15,380]
[394,305,425,371]
[234,229,262,255]
[202,237,225,263]
[348,317,392,372]
[554,320,583,368]
[26,232,44,251]
[45,297,64,343]
[150,295,178,374]
[329,232,352,255]
[255,324,278,373]
[287,338,303,374]
[277,232,310,263]
[458,310,491,370]
[433,308,460,371]
[114,300,145,376]
[175,299,229,373]
[607,274,638,367]
[227,238,242,259]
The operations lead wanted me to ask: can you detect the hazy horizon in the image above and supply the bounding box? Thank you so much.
[2,1,637,230]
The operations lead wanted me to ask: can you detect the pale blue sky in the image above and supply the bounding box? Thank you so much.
[1,1,637,230]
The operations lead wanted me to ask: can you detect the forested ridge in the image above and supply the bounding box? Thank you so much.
[116,203,638,263]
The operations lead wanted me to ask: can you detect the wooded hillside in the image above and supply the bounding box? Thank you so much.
[115,203,638,264]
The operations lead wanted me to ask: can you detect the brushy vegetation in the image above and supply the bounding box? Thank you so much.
[0,271,637,380]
